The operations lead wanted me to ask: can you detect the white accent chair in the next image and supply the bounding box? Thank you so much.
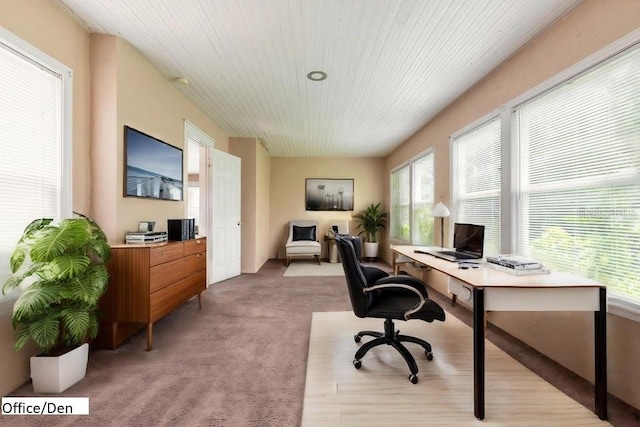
[285,221,321,266]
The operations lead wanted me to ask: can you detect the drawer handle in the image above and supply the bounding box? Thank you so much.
[196,254,202,257]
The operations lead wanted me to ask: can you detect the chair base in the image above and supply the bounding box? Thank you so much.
[286,254,321,266]
[353,318,433,383]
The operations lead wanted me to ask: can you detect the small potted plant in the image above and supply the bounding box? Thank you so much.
[2,216,111,393]
[353,202,387,259]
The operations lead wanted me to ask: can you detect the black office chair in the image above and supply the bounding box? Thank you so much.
[335,234,446,383]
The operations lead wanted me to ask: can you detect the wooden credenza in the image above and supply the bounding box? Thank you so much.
[96,237,207,350]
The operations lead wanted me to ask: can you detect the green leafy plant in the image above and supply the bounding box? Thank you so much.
[2,217,111,354]
[353,202,388,243]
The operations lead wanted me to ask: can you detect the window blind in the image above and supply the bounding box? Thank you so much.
[452,118,501,255]
[0,39,64,307]
[513,45,640,300]
[411,152,434,245]
[390,164,410,241]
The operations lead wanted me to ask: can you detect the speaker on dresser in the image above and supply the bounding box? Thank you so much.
[167,218,195,241]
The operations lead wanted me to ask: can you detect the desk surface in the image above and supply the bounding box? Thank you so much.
[392,245,604,289]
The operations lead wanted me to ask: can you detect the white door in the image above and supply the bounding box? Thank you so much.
[212,149,241,282]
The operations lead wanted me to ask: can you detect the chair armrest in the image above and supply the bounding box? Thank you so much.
[364,281,426,320]
[373,275,429,298]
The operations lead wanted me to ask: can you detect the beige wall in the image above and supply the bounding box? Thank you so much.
[384,0,640,410]
[256,143,271,268]
[269,157,386,261]
[230,137,271,273]
[0,0,230,395]
[93,35,229,243]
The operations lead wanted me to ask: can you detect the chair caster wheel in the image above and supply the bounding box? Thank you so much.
[409,374,418,384]
[353,359,362,369]
[426,351,433,361]
[354,335,361,343]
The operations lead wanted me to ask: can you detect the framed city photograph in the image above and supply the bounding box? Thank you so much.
[305,178,354,211]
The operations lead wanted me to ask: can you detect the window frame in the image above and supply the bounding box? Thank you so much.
[0,27,73,318]
[448,28,640,322]
[389,148,435,245]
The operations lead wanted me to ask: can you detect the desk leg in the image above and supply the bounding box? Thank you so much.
[594,287,607,420]
[392,254,398,275]
[473,288,485,420]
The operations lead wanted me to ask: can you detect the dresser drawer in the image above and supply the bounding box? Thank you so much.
[150,257,190,293]
[183,252,206,274]
[184,237,206,256]
[150,270,206,321]
[149,243,184,266]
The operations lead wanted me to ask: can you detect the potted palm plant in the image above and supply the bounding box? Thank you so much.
[353,202,387,259]
[2,216,111,393]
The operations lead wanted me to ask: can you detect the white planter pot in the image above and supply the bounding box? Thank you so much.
[363,242,379,259]
[30,343,89,393]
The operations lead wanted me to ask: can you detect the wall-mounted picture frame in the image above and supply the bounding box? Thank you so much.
[305,178,354,211]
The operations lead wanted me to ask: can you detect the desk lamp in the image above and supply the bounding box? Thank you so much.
[432,202,450,248]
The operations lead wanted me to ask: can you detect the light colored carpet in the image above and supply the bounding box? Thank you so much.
[284,261,345,277]
[302,311,612,427]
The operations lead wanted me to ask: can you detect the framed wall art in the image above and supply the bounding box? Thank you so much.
[305,178,354,211]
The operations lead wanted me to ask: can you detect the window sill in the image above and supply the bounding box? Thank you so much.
[608,293,640,323]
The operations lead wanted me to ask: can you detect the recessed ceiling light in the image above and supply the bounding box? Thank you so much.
[307,71,327,82]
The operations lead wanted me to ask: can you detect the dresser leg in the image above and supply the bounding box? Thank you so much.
[146,323,153,351]
[198,292,202,310]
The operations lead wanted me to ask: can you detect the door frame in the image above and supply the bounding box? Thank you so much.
[184,120,215,286]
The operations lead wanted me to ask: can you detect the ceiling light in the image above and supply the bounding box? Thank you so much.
[307,71,327,82]
[173,77,189,85]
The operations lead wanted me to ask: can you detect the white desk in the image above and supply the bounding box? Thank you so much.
[391,245,607,421]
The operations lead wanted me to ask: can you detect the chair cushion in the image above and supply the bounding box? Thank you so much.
[286,240,321,255]
[292,225,316,241]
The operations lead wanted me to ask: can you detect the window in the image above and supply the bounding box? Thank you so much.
[451,118,501,255]
[390,150,435,245]
[390,164,410,241]
[0,28,72,315]
[512,44,640,303]
[450,39,640,314]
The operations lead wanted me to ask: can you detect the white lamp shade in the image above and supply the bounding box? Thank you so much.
[432,202,450,218]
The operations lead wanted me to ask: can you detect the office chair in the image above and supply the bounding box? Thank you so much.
[335,234,446,383]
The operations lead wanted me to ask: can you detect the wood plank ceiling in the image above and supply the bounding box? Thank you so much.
[55,0,581,157]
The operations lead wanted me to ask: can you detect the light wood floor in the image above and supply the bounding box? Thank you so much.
[302,311,612,427]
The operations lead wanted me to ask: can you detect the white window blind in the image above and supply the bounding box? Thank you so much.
[452,118,501,255]
[390,164,410,241]
[411,152,435,245]
[0,32,70,312]
[513,45,640,301]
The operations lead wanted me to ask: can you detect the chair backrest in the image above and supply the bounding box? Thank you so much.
[335,234,371,318]
[287,221,319,243]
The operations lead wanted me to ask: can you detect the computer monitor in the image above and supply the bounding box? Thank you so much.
[453,223,485,257]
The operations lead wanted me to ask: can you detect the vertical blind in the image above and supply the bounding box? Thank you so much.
[513,45,640,300]
[0,40,64,305]
[452,118,501,255]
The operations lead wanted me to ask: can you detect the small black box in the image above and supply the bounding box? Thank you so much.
[167,219,195,241]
